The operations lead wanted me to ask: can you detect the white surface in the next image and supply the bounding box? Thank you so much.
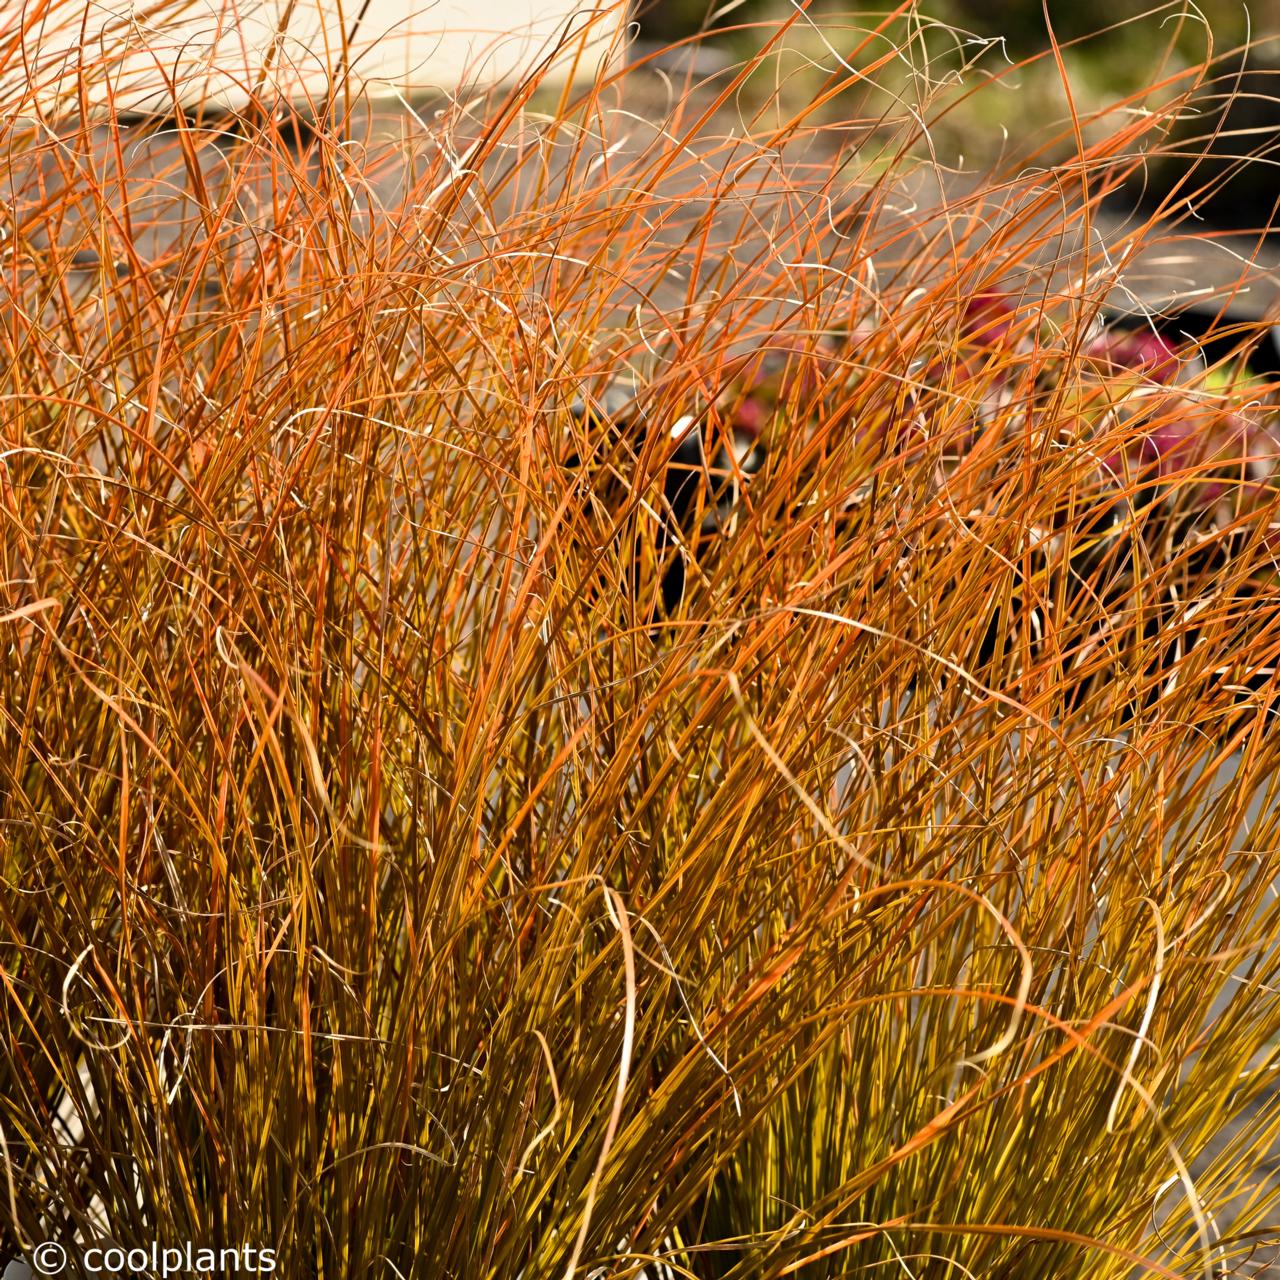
[2,0,626,117]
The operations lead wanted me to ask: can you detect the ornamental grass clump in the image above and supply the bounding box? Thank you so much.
[4,4,1280,1277]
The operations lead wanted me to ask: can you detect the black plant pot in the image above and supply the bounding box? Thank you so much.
[1106,306,1280,377]
[565,392,765,618]
[1111,54,1280,239]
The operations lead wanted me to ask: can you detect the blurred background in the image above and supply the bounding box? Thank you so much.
[637,0,1262,55]
[634,0,1280,234]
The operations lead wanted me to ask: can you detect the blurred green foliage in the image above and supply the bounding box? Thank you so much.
[638,0,1263,51]
[943,0,1255,54]
[635,0,766,42]
[635,0,1279,231]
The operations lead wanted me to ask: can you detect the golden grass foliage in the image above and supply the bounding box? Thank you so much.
[3,4,1280,1276]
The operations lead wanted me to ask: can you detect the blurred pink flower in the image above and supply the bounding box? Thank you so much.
[1085,329,1181,383]
[962,292,1016,347]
